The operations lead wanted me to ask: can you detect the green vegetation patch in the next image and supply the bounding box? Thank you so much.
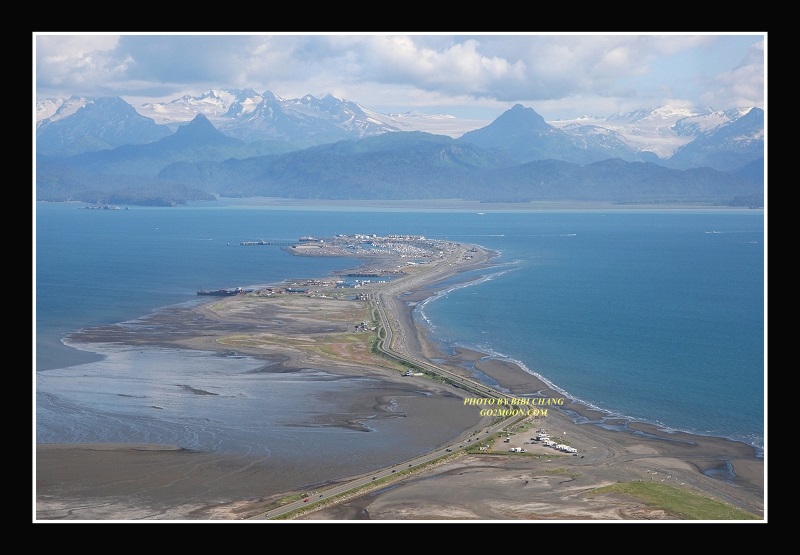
[590,481,761,520]
[541,467,580,479]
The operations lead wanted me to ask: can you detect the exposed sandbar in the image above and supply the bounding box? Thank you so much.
[36,236,764,521]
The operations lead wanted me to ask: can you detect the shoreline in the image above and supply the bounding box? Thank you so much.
[371,243,762,455]
[458,346,764,455]
[201,196,765,212]
[36,236,764,520]
[355,245,764,511]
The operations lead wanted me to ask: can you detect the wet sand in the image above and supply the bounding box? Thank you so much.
[35,239,765,521]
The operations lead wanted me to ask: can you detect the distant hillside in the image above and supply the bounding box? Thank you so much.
[458,104,657,165]
[157,134,762,206]
[666,108,764,172]
[35,102,764,208]
[36,97,172,157]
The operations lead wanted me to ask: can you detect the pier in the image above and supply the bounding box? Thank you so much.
[240,240,294,246]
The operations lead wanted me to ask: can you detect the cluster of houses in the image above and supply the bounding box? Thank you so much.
[534,431,578,454]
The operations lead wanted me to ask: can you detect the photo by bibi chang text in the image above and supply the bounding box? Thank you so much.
[464,397,565,417]
[463,397,565,406]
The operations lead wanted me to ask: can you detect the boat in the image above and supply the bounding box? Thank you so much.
[197,287,246,296]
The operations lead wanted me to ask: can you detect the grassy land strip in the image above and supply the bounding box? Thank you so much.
[589,481,761,520]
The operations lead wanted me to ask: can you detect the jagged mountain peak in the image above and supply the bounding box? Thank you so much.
[548,104,763,159]
[157,113,241,149]
[84,96,139,111]
[499,104,549,130]
[200,88,254,101]
[175,113,216,132]
[666,106,764,171]
[607,104,705,123]
[36,89,763,172]
[35,95,171,156]
[35,92,764,208]
[260,90,284,102]
[460,104,551,143]
[36,96,93,124]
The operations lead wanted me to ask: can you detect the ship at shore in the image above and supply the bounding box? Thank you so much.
[197,287,251,297]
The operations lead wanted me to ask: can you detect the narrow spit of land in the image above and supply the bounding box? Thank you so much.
[36,234,764,521]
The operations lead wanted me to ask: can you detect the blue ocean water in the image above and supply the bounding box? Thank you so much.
[418,211,765,452]
[34,201,765,454]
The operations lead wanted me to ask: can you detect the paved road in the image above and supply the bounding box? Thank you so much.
[252,414,521,519]
[250,242,525,519]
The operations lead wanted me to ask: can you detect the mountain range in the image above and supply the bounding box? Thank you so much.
[35,90,765,207]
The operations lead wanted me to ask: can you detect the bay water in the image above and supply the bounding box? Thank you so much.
[35,200,765,457]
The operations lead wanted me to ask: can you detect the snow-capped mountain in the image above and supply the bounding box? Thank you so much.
[131,89,489,139]
[35,89,494,154]
[135,89,755,151]
[138,88,260,125]
[667,106,764,171]
[132,89,402,145]
[363,111,492,138]
[549,105,755,159]
[36,96,172,156]
[35,90,763,173]
[36,96,92,128]
[35,100,764,208]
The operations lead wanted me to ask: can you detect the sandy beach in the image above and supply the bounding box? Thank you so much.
[35,237,765,521]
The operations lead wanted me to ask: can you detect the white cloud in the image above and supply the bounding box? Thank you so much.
[34,33,766,121]
[36,34,123,92]
[701,40,765,109]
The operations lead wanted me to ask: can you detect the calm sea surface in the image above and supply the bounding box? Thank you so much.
[35,200,765,455]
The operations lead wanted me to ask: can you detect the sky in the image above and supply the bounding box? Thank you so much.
[33,33,766,122]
